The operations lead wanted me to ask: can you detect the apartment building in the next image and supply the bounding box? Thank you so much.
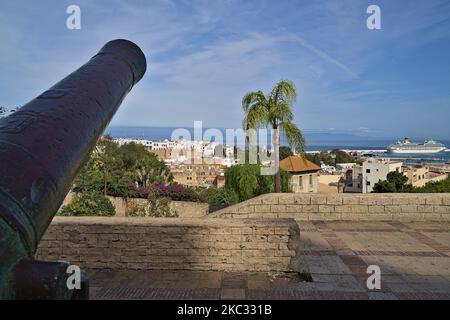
[403,165,448,187]
[345,158,403,193]
[171,158,225,187]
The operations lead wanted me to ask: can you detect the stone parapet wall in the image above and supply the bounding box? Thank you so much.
[107,196,209,218]
[36,217,300,272]
[61,192,209,218]
[209,193,450,221]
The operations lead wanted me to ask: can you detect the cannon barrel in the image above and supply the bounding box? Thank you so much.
[0,39,147,299]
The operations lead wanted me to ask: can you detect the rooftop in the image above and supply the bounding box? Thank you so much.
[280,156,321,173]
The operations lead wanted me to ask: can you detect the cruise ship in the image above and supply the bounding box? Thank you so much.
[387,138,446,154]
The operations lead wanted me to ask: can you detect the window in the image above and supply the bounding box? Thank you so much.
[299,176,303,187]
[366,181,371,186]
[366,169,370,173]
[309,175,313,186]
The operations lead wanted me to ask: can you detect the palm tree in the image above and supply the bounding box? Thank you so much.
[242,80,305,192]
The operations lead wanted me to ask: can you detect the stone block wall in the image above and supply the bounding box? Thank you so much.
[35,217,300,272]
[210,193,450,221]
[107,196,209,218]
[61,192,209,218]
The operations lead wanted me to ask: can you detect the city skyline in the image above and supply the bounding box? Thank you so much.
[1,0,449,138]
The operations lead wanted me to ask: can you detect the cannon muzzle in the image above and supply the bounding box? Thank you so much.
[0,39,147,299]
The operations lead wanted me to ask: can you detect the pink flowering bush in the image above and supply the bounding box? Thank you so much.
[131,183,204,202]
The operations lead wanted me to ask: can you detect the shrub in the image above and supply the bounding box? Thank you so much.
[74,170,134,198]
[128,194,178,218]
[305,149,362,166]
[413,176,450,193]
[58,192,115,216]
[372,171,413,193]
[127,203,148,217]
[225,164,291,201]
[131,183,203,202]
[72,138,173,198]
[372,172,450,193]
[202,187,240,205]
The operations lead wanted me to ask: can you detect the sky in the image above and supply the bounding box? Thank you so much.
[0,0,449,139]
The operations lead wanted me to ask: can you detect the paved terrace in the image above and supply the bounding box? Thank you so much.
[88,221,450,300]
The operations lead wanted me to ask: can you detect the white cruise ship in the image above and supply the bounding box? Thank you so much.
[387,138,446,154]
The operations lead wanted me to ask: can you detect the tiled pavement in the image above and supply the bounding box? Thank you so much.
[88,221,450,300]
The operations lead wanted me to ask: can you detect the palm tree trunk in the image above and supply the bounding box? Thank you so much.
[103,169,107,196]
[273,126,281,192]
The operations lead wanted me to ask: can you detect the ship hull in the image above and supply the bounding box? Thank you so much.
[387,147,446,154]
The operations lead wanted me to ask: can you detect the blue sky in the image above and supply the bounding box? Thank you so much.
[1,0,449,139]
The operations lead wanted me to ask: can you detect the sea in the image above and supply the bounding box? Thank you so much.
[105,126,450,165]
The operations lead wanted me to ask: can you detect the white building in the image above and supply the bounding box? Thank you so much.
[320,161,336,174]
[345,158,403,193]
[113,138,238,167]
[336,163,357,171]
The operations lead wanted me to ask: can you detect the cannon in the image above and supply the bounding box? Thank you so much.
[0,39,147,299]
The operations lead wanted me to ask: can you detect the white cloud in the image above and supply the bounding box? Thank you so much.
[1,0,449,138]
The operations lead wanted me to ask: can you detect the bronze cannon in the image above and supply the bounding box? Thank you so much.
[0,39,147,299]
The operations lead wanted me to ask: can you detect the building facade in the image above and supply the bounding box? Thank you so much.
[404,165,448,187]
[280,156,321,193]
[171,160,225,187]
[345,159,403,193]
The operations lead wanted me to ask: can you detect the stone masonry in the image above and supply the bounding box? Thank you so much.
[210,193,450,221]
[87,221,450,300]
[35,217,301,273]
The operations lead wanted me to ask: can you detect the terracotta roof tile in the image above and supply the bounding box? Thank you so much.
[280,156,321,172]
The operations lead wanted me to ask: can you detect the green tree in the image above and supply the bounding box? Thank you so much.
[73,138,173,197]
[225,164,291,201]
[372,180,397,193]
[93,136,120,195]
[201,187,240,205]
[373,171,412,193]
[279,146,293,160]
[305,149,361,166]
[225,164,259,201]
[129,194,178,218]
[115,142,173,187]
[333,149,358,164]
[242,80,305,192]
[413,177,450,193]
[389,171,411,192]
[74,136,130,197]
[58,192,115,216]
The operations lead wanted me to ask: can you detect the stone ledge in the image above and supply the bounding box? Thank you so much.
[36,217,301,273]
[210,193,450,221]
